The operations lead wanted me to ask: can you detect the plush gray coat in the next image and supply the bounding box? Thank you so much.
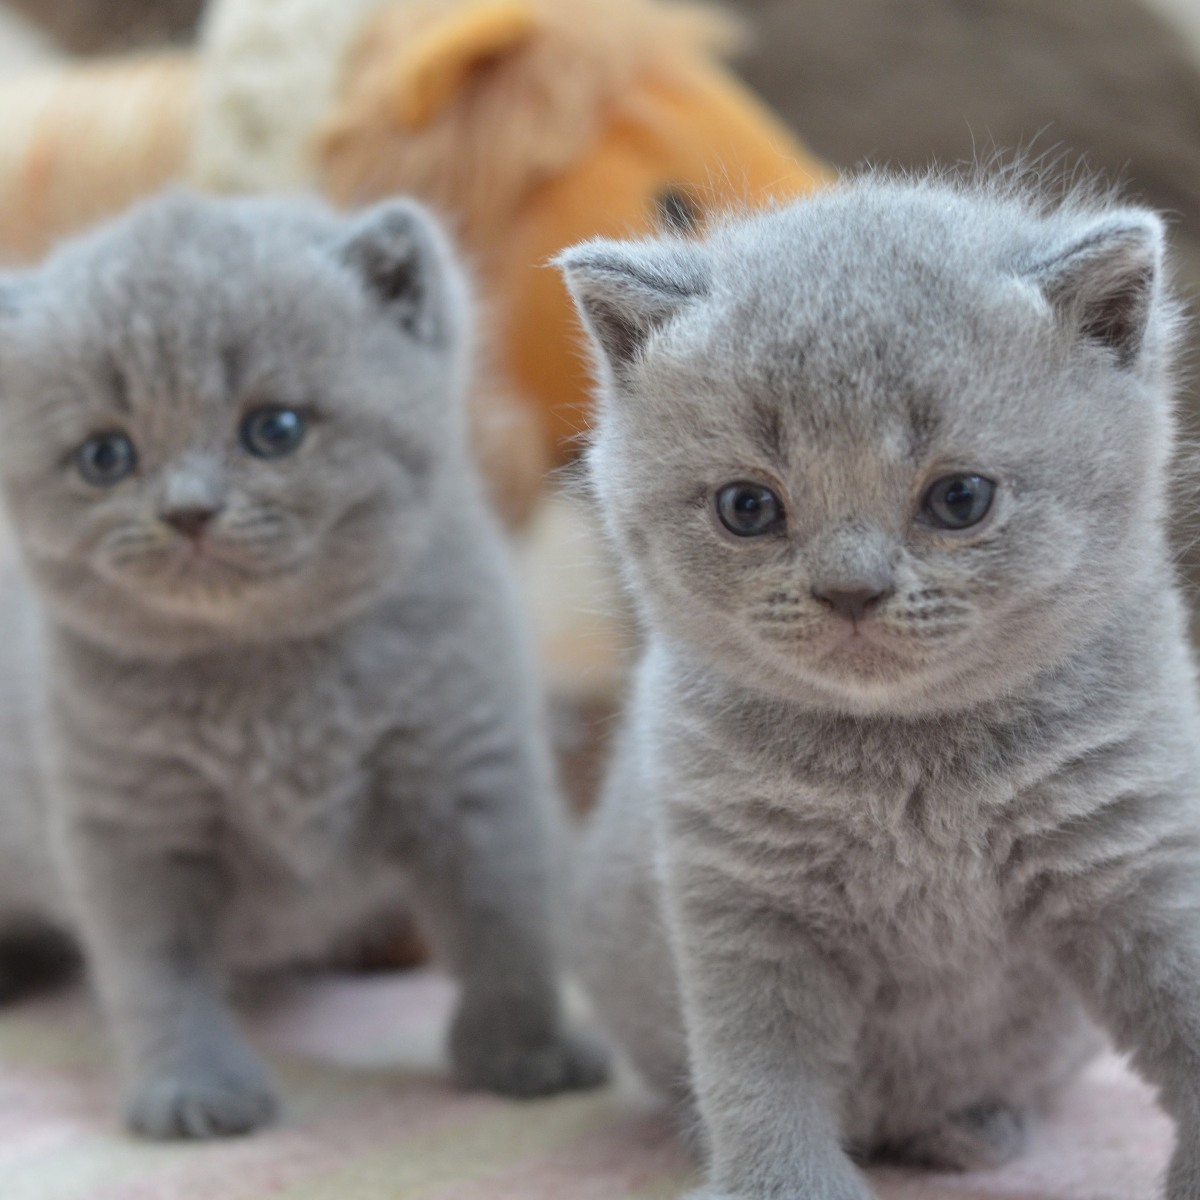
[559,174,1200,1200]
[0,191,604,1139]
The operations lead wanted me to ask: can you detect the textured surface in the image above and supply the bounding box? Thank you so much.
[0,970,1174,1199]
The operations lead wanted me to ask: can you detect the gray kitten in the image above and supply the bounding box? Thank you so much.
[0,190,605,1138]
[557,174,1200,1200]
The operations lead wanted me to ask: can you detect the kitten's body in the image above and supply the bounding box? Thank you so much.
[0,572,59,934]
[13,507,538,967]
[582,619,1190,1154]
[0,191,603,1138]
[559,178,1200,1199]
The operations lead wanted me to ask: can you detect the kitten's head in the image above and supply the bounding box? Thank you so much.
[0,190,472,655]
[559,175,1182,716]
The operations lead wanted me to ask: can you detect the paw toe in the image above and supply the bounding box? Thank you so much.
[460,1029,611,1098]
[125,1072,277,1139]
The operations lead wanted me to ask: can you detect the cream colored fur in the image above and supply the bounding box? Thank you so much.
[189,0,738,207]
[189,0,391,190]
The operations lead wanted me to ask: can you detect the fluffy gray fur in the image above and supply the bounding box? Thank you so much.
[0,190,605,1138]
[558,174,1200,1200]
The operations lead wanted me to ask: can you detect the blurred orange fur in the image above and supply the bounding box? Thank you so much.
[320,0,830,513]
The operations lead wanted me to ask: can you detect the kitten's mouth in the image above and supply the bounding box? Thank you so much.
[105,539,302,602]
[813,620,920,678]
[168,541,268,580]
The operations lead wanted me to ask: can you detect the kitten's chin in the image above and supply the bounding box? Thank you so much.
[104,557,292,621]
[57,556,391,654]
[758,628,972,717]
[126,564,386,632]
[810,643,929,712]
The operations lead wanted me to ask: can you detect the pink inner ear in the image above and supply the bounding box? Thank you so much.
[559,241,711,375]
[339,202,449,345]
[1076,263,1154,365]
[1034,218,1161,366]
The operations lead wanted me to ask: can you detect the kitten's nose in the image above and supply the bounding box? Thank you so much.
[161,506,219,539]
[811,583,893,620]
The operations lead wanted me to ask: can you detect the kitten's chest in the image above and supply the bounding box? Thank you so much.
[201,688,379,875]
[788,778,1012,971]
[805,795,1013,972]
[663,710,1043,969]
[124,639,415,878]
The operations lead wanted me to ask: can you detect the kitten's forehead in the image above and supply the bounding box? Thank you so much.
[672,188,1051,461]
[18,194,355,417]
[681,356,923,487]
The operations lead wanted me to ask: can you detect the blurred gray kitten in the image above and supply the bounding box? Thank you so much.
[0,190,605,1138]
[558,175,1200,1200]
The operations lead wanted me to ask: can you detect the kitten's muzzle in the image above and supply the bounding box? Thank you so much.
[807,525,896,622]
[811,582,894,621]
[160,505,222,540]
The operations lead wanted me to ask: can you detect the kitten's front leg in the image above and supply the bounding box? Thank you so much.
[665,854,872,1200]
[1053,862,1200,1200]
[61,815,276,1138]
[398,740,608,1098]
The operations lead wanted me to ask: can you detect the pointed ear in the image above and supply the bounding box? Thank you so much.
[336,199,464,345]
[1030,212,1164,367]
[556,238,710,375]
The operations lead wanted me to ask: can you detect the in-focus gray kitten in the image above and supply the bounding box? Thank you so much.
[558,174,1200,1200]
[0,189,605,1138]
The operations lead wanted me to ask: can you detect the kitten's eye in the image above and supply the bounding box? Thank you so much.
[76,432,137,487]
[241,406,307,459]
[716,482,786,537]
[922,474,996,529]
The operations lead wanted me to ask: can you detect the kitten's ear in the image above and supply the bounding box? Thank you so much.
[556,238,710,375]
[336,199,463,345]
[1029,212,1164,367]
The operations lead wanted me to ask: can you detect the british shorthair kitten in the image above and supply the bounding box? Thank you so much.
[559,175,1200,1200]
[0,190,605,1138]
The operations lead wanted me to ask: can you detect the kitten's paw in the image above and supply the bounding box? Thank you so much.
[124,1055,277,1139]
[881,1100,1027,1171]
[452,1023,610,1098]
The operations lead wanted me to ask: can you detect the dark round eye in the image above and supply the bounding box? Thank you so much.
[716,482,785,537]
[922,474,996,529]
[76,432,137,487]
[240,406,306,459]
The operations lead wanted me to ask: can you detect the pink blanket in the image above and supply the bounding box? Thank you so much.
[0,970,1171,1199]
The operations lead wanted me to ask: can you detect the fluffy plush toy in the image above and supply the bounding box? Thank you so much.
[314,1,829,477]
[0,0,829,524]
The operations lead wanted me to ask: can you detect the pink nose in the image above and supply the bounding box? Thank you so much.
[161,507,218,538]
[811,585,892,620]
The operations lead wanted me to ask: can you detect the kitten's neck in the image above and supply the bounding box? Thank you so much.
[44,601,364,675]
